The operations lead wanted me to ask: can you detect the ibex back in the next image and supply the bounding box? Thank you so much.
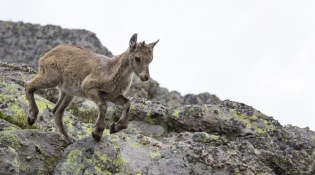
[25,33,159,144]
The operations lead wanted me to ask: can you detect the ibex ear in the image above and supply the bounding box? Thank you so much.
[148,39,159,49]
[129,33,137,52]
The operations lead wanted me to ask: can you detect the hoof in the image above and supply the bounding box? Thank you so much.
[52,108,56,115]
[64,136,76,145]
[65,139,73,145]
[110,123,117,134]
[27,117,36,126]
[110,123,128,134]
[92,131,102,142]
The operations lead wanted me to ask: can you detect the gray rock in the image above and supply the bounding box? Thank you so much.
[123,121,166,138]
[0,145,20,175]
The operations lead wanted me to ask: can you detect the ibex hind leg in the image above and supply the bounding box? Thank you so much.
[52,91,66,115]
[25,69,59,126]
[53,94,74,144]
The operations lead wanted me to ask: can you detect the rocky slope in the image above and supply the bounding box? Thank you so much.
[0,21,314,175]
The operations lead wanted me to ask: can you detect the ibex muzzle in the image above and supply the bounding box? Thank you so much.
[25,33,159,144]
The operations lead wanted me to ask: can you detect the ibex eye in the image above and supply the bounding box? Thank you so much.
[135,57,141,62]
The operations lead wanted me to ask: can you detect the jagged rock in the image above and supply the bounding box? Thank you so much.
[108,98,169,129]
[0,20,112,68]
[183,92,220,106]
[0,129,68,175]
[126,77,221,108]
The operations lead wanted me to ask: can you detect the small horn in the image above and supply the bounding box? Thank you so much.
[141,41,146,48]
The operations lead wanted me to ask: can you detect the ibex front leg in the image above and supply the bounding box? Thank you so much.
[110,95,130,133]
[86,89,107,142]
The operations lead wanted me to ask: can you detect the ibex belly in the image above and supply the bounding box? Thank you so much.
[59,79,87,98]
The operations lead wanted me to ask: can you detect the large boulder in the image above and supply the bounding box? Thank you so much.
[0,129,68,175]
[168,100,282,135]
[54,133,163,175]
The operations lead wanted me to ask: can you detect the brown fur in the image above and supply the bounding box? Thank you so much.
[25,34,159,144]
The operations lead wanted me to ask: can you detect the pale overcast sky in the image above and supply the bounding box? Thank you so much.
[1,0,315,131]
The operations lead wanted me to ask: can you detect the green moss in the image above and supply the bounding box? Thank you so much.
[64,116,74,130]
[0,94,5,102]
[131,142,141,148]
[150,151,160,159]
[113,152,126,171]
[250,114,258,121]
[94,166,111,175]
[172,110,181,118]
[0,112,38,129]
[255,128,266,133]
[38,155,60,175]
[19,163,29,171]
[79,125,94,139]
[146,117,157,125]
[254,149,260,155]
[67,105,98,124]
[110,134,119,142]
[0,131,21,149]
[4,126,20,131]
[193,132,221,145]
[93,149,126,173]
[189,106,203,117]
[233,111,251,128]
[64,149,82,173]
[33,95,53,114]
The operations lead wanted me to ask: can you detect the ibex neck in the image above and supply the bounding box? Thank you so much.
[113,49,133,76]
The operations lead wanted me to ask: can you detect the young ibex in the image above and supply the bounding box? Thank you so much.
[25,33,159,144]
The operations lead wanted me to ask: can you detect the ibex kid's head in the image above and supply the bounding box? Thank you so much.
[128,33,159,82]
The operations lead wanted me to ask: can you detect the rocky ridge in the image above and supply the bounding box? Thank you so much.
[0,20,112,68]
[0,21,314,175]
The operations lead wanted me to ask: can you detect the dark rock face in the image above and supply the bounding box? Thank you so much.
[0,20,112,68]
[0,21,314,175]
